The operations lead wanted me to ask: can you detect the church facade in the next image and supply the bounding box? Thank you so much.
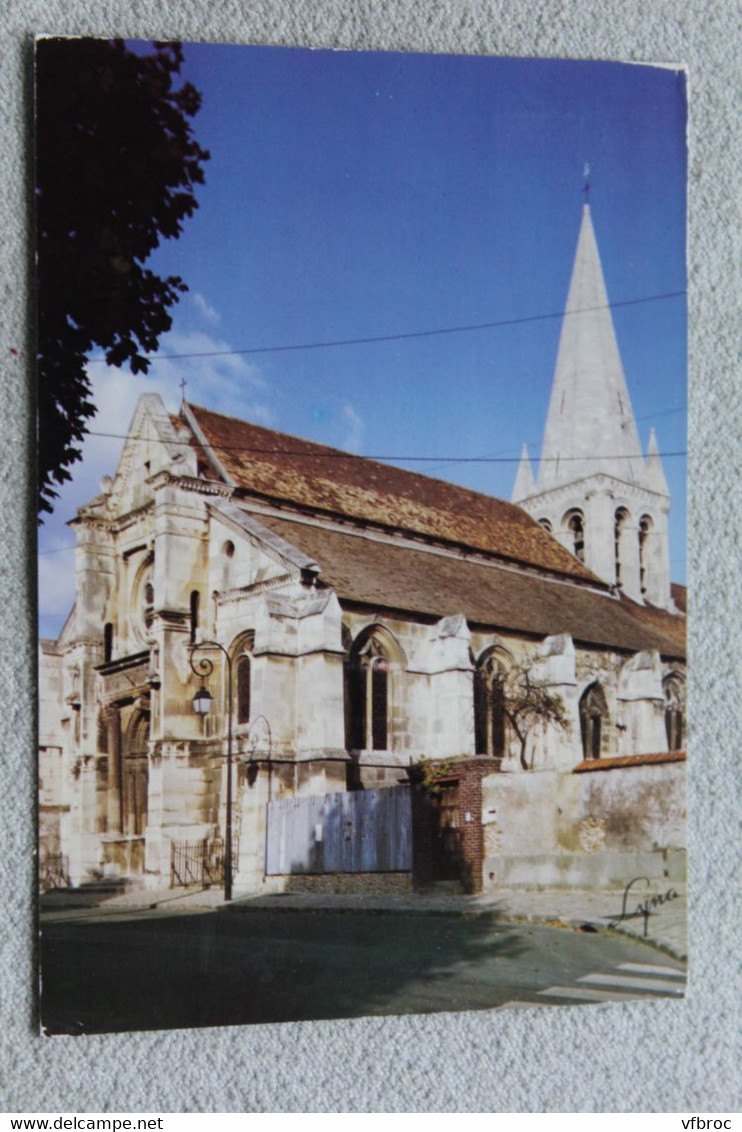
[39,205,686,898]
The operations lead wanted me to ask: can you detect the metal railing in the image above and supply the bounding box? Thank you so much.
[39,853,71,892]
[170,836,236,889]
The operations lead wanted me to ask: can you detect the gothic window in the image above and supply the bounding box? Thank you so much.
[474,652,509,757]
[614,508,629,588]
[663,673,685,751]
[579,682,608,760]
[638,515,652,595]
[232,632,255,727]
[345,628,401,752]
[565,510,586,563]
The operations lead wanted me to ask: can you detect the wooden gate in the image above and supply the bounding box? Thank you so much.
[266,786,412,876]
[431,779,462,880]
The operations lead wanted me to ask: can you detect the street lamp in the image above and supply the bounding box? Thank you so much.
[189,641,234,902]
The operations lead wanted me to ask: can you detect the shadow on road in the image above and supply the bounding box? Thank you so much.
[40,904,529,1034]
[39,877,130,911]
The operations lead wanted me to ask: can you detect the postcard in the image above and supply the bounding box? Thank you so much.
[36,39,687,1033]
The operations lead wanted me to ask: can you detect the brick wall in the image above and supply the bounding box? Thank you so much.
[411,758,497,893]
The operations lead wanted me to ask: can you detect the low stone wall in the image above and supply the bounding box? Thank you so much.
[482,755,686,891]
[280,871,413,895]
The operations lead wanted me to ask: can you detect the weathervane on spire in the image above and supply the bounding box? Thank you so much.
[583,162,591,204]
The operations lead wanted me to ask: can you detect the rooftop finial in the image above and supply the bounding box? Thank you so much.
[179,376,188,405]
[583,162,591,204]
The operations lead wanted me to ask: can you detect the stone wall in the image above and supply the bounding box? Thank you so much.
[482,754,686,891]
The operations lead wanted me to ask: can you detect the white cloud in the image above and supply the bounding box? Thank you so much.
[191,291,221,324]
[341,403,364,452]
[150,329,273,422]
[38,535,78,638]
[37,329,278,634]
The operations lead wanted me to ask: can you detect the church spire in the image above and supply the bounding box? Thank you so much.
[512,200,675,610]
[537,204,647,491]
[645,427,670,496]
[512,443,536,502]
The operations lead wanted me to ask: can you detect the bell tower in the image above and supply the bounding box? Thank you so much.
[512,201,673,609]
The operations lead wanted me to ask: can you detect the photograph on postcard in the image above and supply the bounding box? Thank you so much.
[36,40,687,1034]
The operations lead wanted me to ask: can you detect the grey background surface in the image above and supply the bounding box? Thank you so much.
[1,0,740,1114]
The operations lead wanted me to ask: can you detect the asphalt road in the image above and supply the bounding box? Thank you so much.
[39,906,686,1034]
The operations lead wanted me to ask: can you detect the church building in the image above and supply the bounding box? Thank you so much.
[39,205,686,898]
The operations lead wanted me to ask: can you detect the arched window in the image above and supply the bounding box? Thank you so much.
[614,508,629,588]
[663,673,685,751]
[236,654,251,725]
[131,553,155,646]
[565,510,586,563]
[638,515,652,595]
[231,632,255,726]
[474,652,509,757]
[189,590,200,645]
[345,628,401,752]
[579,682,608,760]
[538,518,553,534]
[221,540,236,592]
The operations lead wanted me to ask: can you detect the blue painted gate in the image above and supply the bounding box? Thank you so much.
[265,786,412,875]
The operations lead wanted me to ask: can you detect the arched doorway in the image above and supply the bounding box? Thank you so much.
[122,710,149,838]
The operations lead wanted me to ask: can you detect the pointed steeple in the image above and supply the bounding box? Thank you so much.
[512,444,536,502]
[537,205,648,491]
[645,428,670,496]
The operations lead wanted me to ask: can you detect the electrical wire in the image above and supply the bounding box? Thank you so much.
[82,426,686,464]
[85,290,686,365]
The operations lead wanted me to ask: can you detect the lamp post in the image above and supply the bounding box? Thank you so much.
[189,640,234,902]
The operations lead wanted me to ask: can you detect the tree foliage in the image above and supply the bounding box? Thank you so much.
[500,657,571,770]
[36,38,210,515]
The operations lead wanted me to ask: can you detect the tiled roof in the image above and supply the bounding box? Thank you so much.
[255,513,686,658]
[187,403,599,584]
[573,752,686,773]
[624,596,687,656]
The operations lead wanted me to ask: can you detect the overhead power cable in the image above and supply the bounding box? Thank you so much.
[84,427,687,464]
[86,290,686,364]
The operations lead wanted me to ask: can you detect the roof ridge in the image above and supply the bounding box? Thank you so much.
[186,401,604,586]
[189,398,530,504]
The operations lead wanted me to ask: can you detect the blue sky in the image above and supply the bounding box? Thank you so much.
[38,45,687,638]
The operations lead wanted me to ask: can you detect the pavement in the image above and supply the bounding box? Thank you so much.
[40,878,688,962]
